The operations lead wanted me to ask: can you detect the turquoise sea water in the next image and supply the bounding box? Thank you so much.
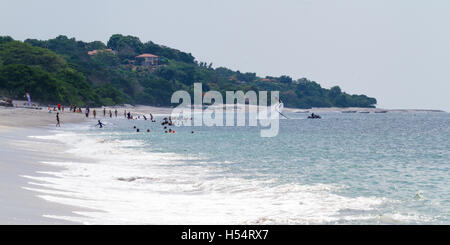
[30,111,449,224]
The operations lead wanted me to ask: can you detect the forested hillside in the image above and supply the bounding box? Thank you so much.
[0,35,377,108]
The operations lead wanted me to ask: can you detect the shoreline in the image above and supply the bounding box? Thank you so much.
[9,99,447,117]
[282,107,447,113]
[0,126,93,224]
[0,107,102,224]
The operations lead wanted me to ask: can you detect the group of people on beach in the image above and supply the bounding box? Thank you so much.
[53,105,194,135]
[54,105,124,126]
[48,104,64,113]
[86,107,119,119]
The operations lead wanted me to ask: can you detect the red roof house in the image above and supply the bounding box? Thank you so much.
[135,54,159,66]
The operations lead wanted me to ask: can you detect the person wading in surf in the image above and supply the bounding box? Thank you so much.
[96,120,104,128]
[56,112,60,127]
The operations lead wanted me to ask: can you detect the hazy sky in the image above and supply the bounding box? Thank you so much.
[1,0,449,111]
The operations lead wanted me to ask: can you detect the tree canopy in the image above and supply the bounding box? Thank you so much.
[0,35,377,108]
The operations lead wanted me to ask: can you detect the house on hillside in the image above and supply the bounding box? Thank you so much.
[135,53,159,66]
[87,49,115,56]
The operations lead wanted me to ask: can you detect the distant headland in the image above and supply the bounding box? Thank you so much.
[0,35,377,109]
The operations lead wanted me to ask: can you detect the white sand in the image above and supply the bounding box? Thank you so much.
[0,127,89,224]
[0,107,95,224]
[0,104,175,224]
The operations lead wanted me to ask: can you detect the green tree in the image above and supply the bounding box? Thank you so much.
[279,75,293,83]
[4,34,377,108]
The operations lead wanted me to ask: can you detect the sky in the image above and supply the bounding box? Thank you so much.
[1,0,449,111]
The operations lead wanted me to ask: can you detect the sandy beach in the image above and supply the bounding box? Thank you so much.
[0,127,88,224]
[0,106,95,224]
[0,102,179,224]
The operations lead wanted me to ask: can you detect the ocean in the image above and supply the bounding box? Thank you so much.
[27,111,449,224]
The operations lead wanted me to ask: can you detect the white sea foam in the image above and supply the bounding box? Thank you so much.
[25,130,406,224]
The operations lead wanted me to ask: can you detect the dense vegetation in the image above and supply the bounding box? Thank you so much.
[0,35,377,108]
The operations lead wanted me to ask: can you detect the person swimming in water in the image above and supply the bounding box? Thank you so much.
[308,113,321,119]
[96,120,103,128]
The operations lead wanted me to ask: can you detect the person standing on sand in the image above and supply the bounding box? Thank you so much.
[103,107,106,117]
[93,109,97,118]
[124,110,127,119]
[109,110,112,118]
[56,112,60,127]
[115,109,118,117]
